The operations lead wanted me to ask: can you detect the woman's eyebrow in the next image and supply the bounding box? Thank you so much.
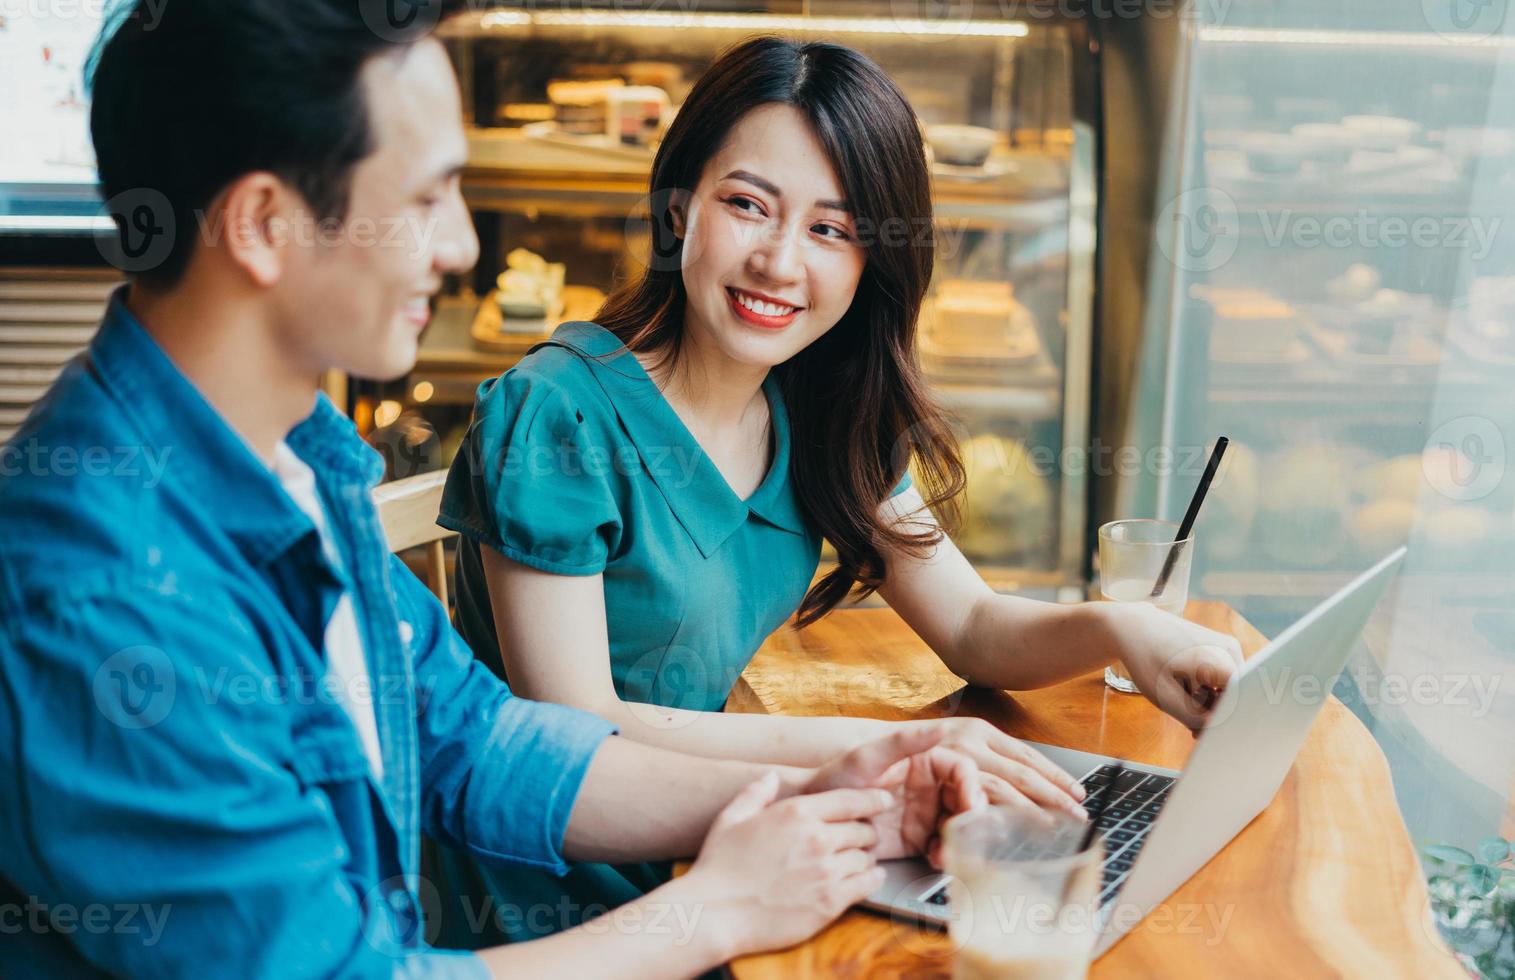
[722,169,850,213]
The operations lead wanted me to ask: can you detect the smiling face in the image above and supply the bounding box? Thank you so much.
[673,102,868,370]
[270,38,479,382]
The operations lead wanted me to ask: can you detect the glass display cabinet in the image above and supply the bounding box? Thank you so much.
[1108,5,1515,961]
[356,4,1099,599]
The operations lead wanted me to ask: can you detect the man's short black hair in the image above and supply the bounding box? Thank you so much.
[88,0,468,287]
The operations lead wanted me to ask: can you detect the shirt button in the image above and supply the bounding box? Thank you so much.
[398,621,414,646]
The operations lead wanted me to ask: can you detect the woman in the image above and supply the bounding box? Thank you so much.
[428,37,1242,944]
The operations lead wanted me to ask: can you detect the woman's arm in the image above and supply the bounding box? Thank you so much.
[481,545,895,767]
[874,487,1120,689]
[479,546,1086,814]
[875,488,1244,729]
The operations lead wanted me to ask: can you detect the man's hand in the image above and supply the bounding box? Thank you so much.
[679,772,895,959]
[1113,601,1244,734]
[803,725,987,866]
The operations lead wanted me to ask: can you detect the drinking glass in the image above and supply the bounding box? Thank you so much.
[943,807,1103,980]
[1098,519,1193,694]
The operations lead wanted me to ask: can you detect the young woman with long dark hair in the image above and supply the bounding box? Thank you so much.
[427,36,1242,943]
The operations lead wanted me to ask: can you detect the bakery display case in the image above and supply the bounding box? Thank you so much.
[1143,22,1515,628]
[355,5,1099,598]
[1108,2,1515,903]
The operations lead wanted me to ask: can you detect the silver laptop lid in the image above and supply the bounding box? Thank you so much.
[1094,547,1407,954]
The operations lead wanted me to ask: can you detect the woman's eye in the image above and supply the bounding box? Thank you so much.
[726,196,763,215]
[813,224,851,242]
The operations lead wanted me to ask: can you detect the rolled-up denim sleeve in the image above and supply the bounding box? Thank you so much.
[395,556,615,875]
[0,584,487,980]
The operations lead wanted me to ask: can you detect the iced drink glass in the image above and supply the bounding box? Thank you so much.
[1098,519,1193,694]
[943,807,1103,980]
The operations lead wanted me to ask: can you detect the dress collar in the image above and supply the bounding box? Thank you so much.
[536,321,808,558]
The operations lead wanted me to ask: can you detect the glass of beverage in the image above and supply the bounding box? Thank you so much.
[943,806,1103,980]
[1098,518,1193,694]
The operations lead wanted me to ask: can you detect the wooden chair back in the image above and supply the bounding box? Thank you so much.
[372,470,454,606]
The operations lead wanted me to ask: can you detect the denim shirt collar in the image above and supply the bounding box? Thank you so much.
[89,288,385,565]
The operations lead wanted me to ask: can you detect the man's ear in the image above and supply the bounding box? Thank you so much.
[216,172,297,288]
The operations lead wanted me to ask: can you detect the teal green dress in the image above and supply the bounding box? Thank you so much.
[424,320,853,947]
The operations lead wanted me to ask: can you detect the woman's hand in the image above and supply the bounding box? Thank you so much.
[1109,601,1244,734]
[802,725,987,866]
[899,717,1088,823]
[681,771,893,959]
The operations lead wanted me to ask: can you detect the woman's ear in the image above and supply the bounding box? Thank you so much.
[665,188,691,239]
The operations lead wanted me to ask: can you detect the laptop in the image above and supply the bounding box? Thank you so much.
[863,546,1407,956]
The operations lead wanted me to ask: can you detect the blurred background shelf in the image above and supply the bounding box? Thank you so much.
[348,13,1099,595]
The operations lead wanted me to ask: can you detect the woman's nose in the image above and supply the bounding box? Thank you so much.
[751,223,803,284]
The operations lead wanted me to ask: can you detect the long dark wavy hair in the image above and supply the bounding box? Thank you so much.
[596,36,965,627]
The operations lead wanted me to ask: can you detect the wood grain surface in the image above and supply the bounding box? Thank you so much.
[719,602,1465,979]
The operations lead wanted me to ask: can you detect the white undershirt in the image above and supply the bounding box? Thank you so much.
[272,442,384,779]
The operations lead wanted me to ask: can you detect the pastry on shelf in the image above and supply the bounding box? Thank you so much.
[925,124,996,168]
[497,102,556,127]
[495,247,565,321]
[472,282,607,354]
[919,279,1040,372]
[1324,263,1381,305]
[625,61,687,99]
[1197,288,1306,363]
[1305,288,1441,365]
[1346,289,1436,358]
[547,78,622,136]
[607,86,670,147]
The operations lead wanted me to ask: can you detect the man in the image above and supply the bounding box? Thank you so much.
[0,2,988,976]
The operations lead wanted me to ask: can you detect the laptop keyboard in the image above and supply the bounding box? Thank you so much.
[920,763,1174,910]
[1081,764,1174,905]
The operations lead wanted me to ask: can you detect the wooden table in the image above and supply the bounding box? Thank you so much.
[720,603,1464,979]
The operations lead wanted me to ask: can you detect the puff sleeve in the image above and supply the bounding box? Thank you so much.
[439,371,623,575]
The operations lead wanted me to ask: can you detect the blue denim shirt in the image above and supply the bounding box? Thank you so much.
[0,292,615,977]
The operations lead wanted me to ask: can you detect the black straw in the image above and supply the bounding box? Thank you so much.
[1150,437,1229,599]
[1076,764,1125,855]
